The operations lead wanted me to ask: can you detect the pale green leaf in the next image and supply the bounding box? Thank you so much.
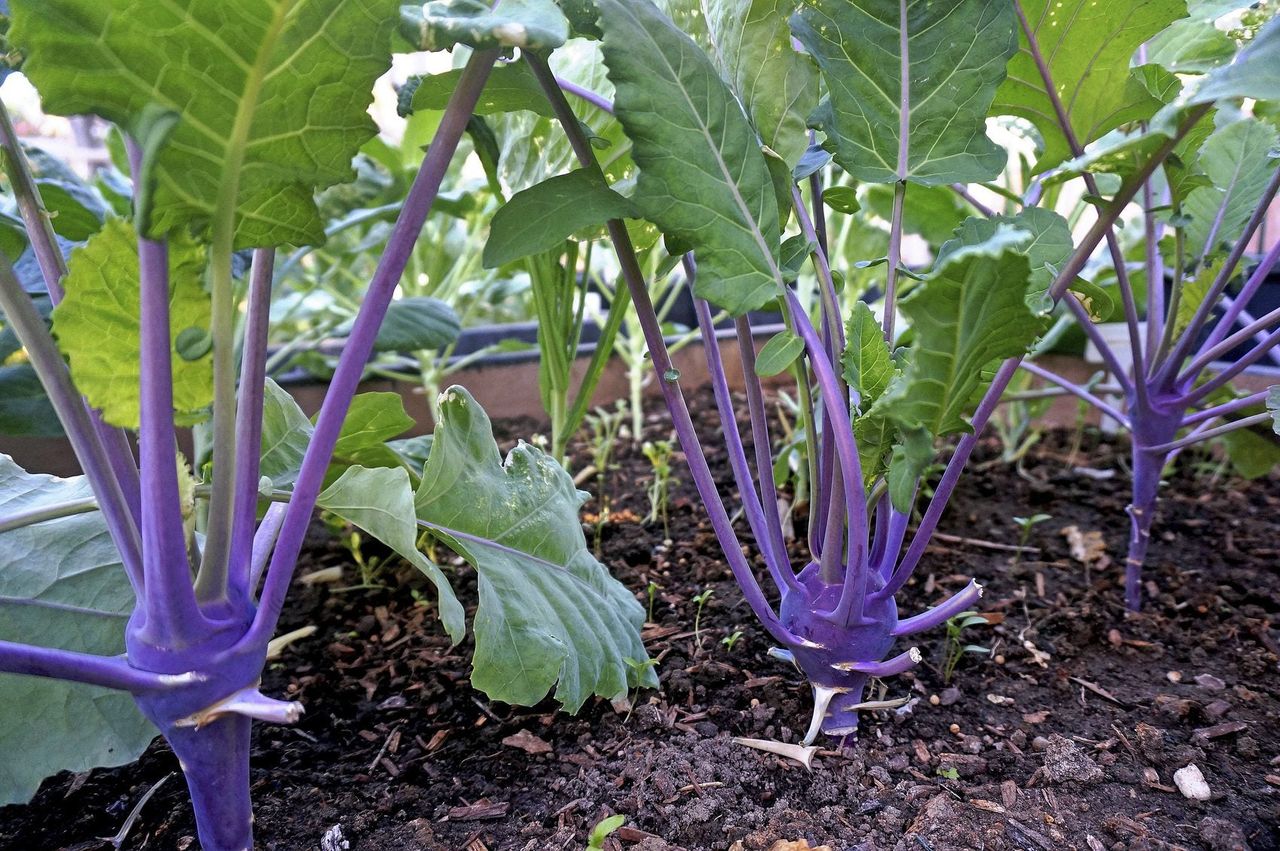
[1173,257,1223,336]
[259,379,314,489]
[415,386,655,710]
[483,169,638,268]
[12,0,397,245]
[0,456,155,805]
[793,0,1016,185]
[51,218,211,429]
[373,297,461,353]
[399,0,569,51]
[318,465,465,642]
[936,207,1073,311]
[1147,19,1238,74]
[872,225,1037,435]
[1194,15,1280,103]
[887,425,932,512]
[1219,424,1280,478]
[403,62,558,118]
[842,301,896,409]
[992,0,1188,172]
[702,0,819,168]
[597,0,783,315]
[754,330,805,377]
[1182,119,1280,260]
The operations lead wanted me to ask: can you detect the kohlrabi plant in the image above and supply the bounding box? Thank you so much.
[447,0,1280,742]
[0,4,654,848]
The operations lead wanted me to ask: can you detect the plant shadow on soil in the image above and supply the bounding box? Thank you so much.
[1,388,1278,850]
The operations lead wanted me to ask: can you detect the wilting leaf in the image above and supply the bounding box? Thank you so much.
[0,456,154,805]
[416,386,655,710]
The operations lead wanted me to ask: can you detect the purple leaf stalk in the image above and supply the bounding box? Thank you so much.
[0,51,500,850]
[536,45,1210,737]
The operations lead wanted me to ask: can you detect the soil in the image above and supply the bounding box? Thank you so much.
[2,388,1278,851]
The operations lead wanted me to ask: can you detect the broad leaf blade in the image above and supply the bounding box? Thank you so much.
[0,456,154,805]
[483,169,638,268]
[992,0,1187,172]
[873,226,1037,435]
[702,0,819,169]
[51,218,212,428]
[12,0,397,245]
[1182,119,1280,260]
[415,387,654,710]
[318,466,465,642]
[373,297,461,353]
[793,0,1016,185]
[399,0,569,51]
[597,0,783,315]
[936,207,1073,311]
[1193,14,1280,103]
[403,62,558,117]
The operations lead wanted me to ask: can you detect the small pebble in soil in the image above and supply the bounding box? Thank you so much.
[1043,734,1104,784]
[1174,763,1212,800]
[1195,673,1227,691]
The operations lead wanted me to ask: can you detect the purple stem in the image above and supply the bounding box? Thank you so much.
[892,580,983,636]
[1124,449,1164,610]
[135,231,206,646]
[734,314,798,589]
[1155,167,1280,387]
[1150,411,1273,453]
[1199,238,1280,355]
[556,76,615,113]
[693,292,793,594]
[952,184,996,217]
[1221,299,1280,366]
[1181,327,1280,407]
[249,502,287,595]
[786,291,870,625]
[1183,388,1270,426]
[877,502,913,578]
[1019,360,1131,427]
[1143,181,1166,365]
[0,641,191,692]
[225,249,275,606]
[882,181,907,342]
[526,51,801,645]
[1183,301,1280,377]
[0,256,144,588]
[1013,0,1149,407]
[166,717,253,851]
[243,50,503,648]
[840,647,921,676]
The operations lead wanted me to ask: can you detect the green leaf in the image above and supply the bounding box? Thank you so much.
[597,0,783,315]
[0,455,155,805]
[373,297,462,353]
[52,218,211,429]
[399,0,569,51]
[702,0,819,169]
[1194,15,1280,103]
[0,365,60,437]
[1182,119,1280,260]
[1173,257,1223,336]
[259,379,314,489]
[12,0,397,246]
[863,183,968,244]
[556,0,603,39]
[754,331,805,377]
[317,465,465,642]
[403,62,557,118]
[793,0,1017,185]
[1147,19,1238,74]
[887,425,933,512]
[1219,424,1280,478]
[872,226,1037,435]
[329,392,414,462]
[842,302,896,409]
[936,207,1074,311]
[992,0,1187,172]
[822,185,861,215]
[415,386,655,710]
[483,169,638,268]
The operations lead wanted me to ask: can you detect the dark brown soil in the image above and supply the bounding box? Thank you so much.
[2,389,1278,851]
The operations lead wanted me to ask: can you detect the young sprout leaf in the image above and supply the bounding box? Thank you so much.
[0,456,155,806]
[399,0,570,52]
[483,169,638,268]
[596,0,783,315]
[416,387,656,710]
[992,0,1186,172]
[52,218,211,428]
[793,0,1017,185]
[822,185,861,214]
[842,301,897,409]
[12,0,397,245]
[702,0,820,169]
